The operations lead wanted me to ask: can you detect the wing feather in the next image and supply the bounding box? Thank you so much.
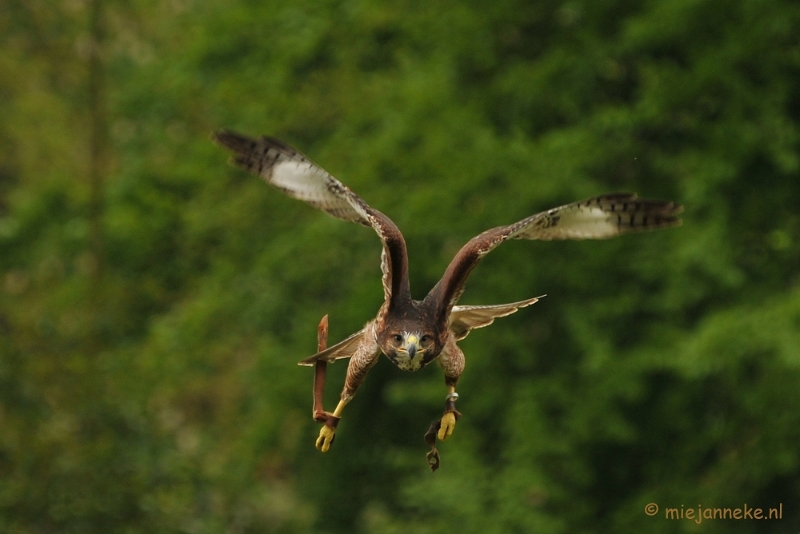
[297,328,367,366]
[449,296,543,341]
[510,193,683,241]
[214,130,410,307]
[426,193,682,326]
[214,131,366,224]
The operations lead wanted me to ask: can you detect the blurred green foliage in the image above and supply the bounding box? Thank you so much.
[1,0,800,532]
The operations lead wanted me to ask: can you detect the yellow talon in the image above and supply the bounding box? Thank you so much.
[438,411,457,441]
[316,425,336,452]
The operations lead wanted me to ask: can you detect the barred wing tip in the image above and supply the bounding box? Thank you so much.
[212,129,297,172]
[212,130,258,171]
[211,129,261,159]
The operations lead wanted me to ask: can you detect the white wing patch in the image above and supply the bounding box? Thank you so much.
[270,160,329,201]
[516,205,619,240]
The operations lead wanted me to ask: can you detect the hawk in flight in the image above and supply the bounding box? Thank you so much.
[214,131,682,465]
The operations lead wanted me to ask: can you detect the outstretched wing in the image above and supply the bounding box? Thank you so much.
[449,296,543,341]
[213,131,410,308]
[501,193,682,241]
[298,328,367,366]
[426,193,682,326]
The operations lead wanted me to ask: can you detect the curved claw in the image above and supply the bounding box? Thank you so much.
[316,425,336,452]
[438,411,457,441]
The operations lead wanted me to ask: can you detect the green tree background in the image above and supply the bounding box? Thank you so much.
[1,0,799,532]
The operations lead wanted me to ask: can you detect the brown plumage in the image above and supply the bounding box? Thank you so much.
[213,130,682,456]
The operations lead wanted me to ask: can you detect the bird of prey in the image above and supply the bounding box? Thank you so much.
[214,130,682,462]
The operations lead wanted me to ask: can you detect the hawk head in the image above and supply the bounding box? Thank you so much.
[378,322,442,372]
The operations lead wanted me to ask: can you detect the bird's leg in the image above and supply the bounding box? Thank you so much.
[438,382,462,441]
[424,340,464,469]
[315,398,349,452]
[315,330,380,453]
[424,381,462,471]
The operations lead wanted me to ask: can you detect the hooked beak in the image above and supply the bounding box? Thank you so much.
[402,334,422,359]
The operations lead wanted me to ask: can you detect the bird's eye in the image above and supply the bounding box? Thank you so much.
[393,334,403,343]
[421,335,430,343]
